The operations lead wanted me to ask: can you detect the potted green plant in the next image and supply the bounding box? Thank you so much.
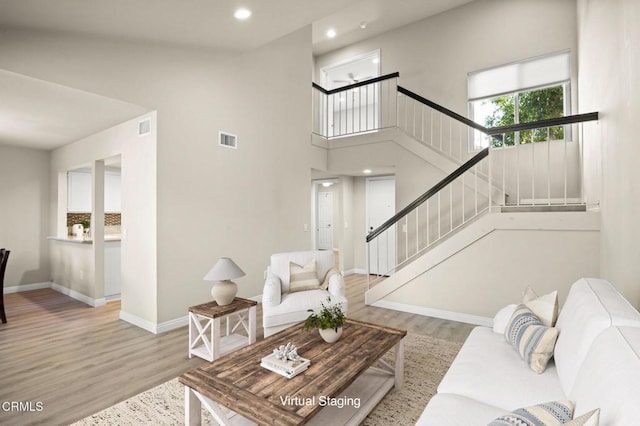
[81,220,90,239]
[303,297,346,343]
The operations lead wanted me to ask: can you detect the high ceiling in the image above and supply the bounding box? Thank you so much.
[0,70,148,150]
[0,0,475,150]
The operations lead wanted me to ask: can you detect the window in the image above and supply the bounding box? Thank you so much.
[468,51,571,149]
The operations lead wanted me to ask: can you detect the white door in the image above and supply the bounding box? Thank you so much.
[366,177,396,275]
[317,191,333,250]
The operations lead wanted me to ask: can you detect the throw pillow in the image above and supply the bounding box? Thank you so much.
[320,267,341,290]
[289,260,321,293]
[488,400,575,426]
[522,286,559,327]
[493,304,518,334]
[505,304,559,374]
[566,409,600,426]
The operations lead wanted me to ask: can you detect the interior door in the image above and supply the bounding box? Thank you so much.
[366,177,396,275]
[317,191,333,250]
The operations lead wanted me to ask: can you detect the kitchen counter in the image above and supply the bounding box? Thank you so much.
[47,235,121,244]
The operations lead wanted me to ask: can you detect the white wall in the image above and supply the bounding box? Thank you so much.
[385,223,600,319]
[315,0,578,117]
[0,144,50,288]
[577,0,640,307]
[49,113,157,321]
[0,26,314,326]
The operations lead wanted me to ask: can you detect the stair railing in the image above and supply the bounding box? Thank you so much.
[312,73,399,138]
[366,147,495,287]
[485,113,598,207]
[312,74,599,286]
[396,86,490,164]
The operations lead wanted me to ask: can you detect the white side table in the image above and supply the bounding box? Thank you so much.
[188,297,257,362]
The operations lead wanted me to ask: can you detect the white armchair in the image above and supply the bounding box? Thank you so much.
[262,250,348,337]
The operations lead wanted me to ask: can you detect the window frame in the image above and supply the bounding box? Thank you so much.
[467,51,572,151]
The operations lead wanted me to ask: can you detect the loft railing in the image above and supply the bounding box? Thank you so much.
[311,74,599,285]
[312,72,399,138]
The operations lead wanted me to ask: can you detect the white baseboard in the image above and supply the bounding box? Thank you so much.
[343,268,366,276]
[3,281,51,294]
[51,282,106,307]
[119,310,158,334]
[119,312,189,334]
[105,294,121,302]
[156,315,188,333]
[372,299,492,327]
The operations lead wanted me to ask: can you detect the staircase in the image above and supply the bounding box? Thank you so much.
[312,73,600,323]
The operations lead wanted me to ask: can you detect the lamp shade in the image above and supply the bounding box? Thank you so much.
[203,257,245,281]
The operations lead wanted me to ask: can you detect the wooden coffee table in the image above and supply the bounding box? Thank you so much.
[179,319,406,426]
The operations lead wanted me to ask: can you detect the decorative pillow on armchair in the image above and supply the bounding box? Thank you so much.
[320,268,341,290]
[289,260,321,293]
[505,304,559,374]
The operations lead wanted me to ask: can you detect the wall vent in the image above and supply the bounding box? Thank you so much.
[219,131,238,149]
[138,119,151,136]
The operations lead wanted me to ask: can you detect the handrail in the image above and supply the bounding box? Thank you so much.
[312,72,400,95]
[485,112,599,135]
[366,147,489,243]
[397,85,599,139]
[397,86,490,134]
[355,75,601,247]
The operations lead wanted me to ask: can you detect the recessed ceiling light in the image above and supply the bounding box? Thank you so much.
[372,58,380,64]
[326,29,337,38]
[234,8,252,20]
[360,22,367,29]
[363,169,372,174]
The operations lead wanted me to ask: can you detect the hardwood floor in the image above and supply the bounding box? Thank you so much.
[0,275,473,425]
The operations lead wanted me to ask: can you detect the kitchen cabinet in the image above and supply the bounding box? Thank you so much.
[105,171,121,213]
[67,170,92,212]
[67,169,121,213]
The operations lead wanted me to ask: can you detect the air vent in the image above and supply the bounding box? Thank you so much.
[138,119,151,136]
[219,131,238,149]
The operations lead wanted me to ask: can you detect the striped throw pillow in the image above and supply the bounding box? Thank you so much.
[567,409,599,425]
[289,260,320,293]
[505,304,559,374]
[489,400,574,426]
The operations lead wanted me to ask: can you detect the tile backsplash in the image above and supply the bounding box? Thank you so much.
[67,213,121,227]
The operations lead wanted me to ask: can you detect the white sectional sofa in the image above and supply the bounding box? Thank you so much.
[417,278,640,425]
[262,250,348,337]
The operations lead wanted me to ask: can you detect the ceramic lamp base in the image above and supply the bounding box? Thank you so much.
[211,280,238,305]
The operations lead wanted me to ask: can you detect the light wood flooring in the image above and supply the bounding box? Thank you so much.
[0,274,473,426]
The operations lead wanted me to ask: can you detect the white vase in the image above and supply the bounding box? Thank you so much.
[319,327,343,343]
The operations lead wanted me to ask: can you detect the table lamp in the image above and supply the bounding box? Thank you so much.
[203,257,245,305]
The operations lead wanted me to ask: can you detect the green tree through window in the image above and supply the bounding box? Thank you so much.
[479,86,565,147]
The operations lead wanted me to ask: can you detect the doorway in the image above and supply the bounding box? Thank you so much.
[366,176,396,275]
[317,191,333,250]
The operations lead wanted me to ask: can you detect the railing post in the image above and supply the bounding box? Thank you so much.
[488,145,493,211]
[366,238,371,291]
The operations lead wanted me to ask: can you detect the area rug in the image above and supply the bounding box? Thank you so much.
[72,333,462,425]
